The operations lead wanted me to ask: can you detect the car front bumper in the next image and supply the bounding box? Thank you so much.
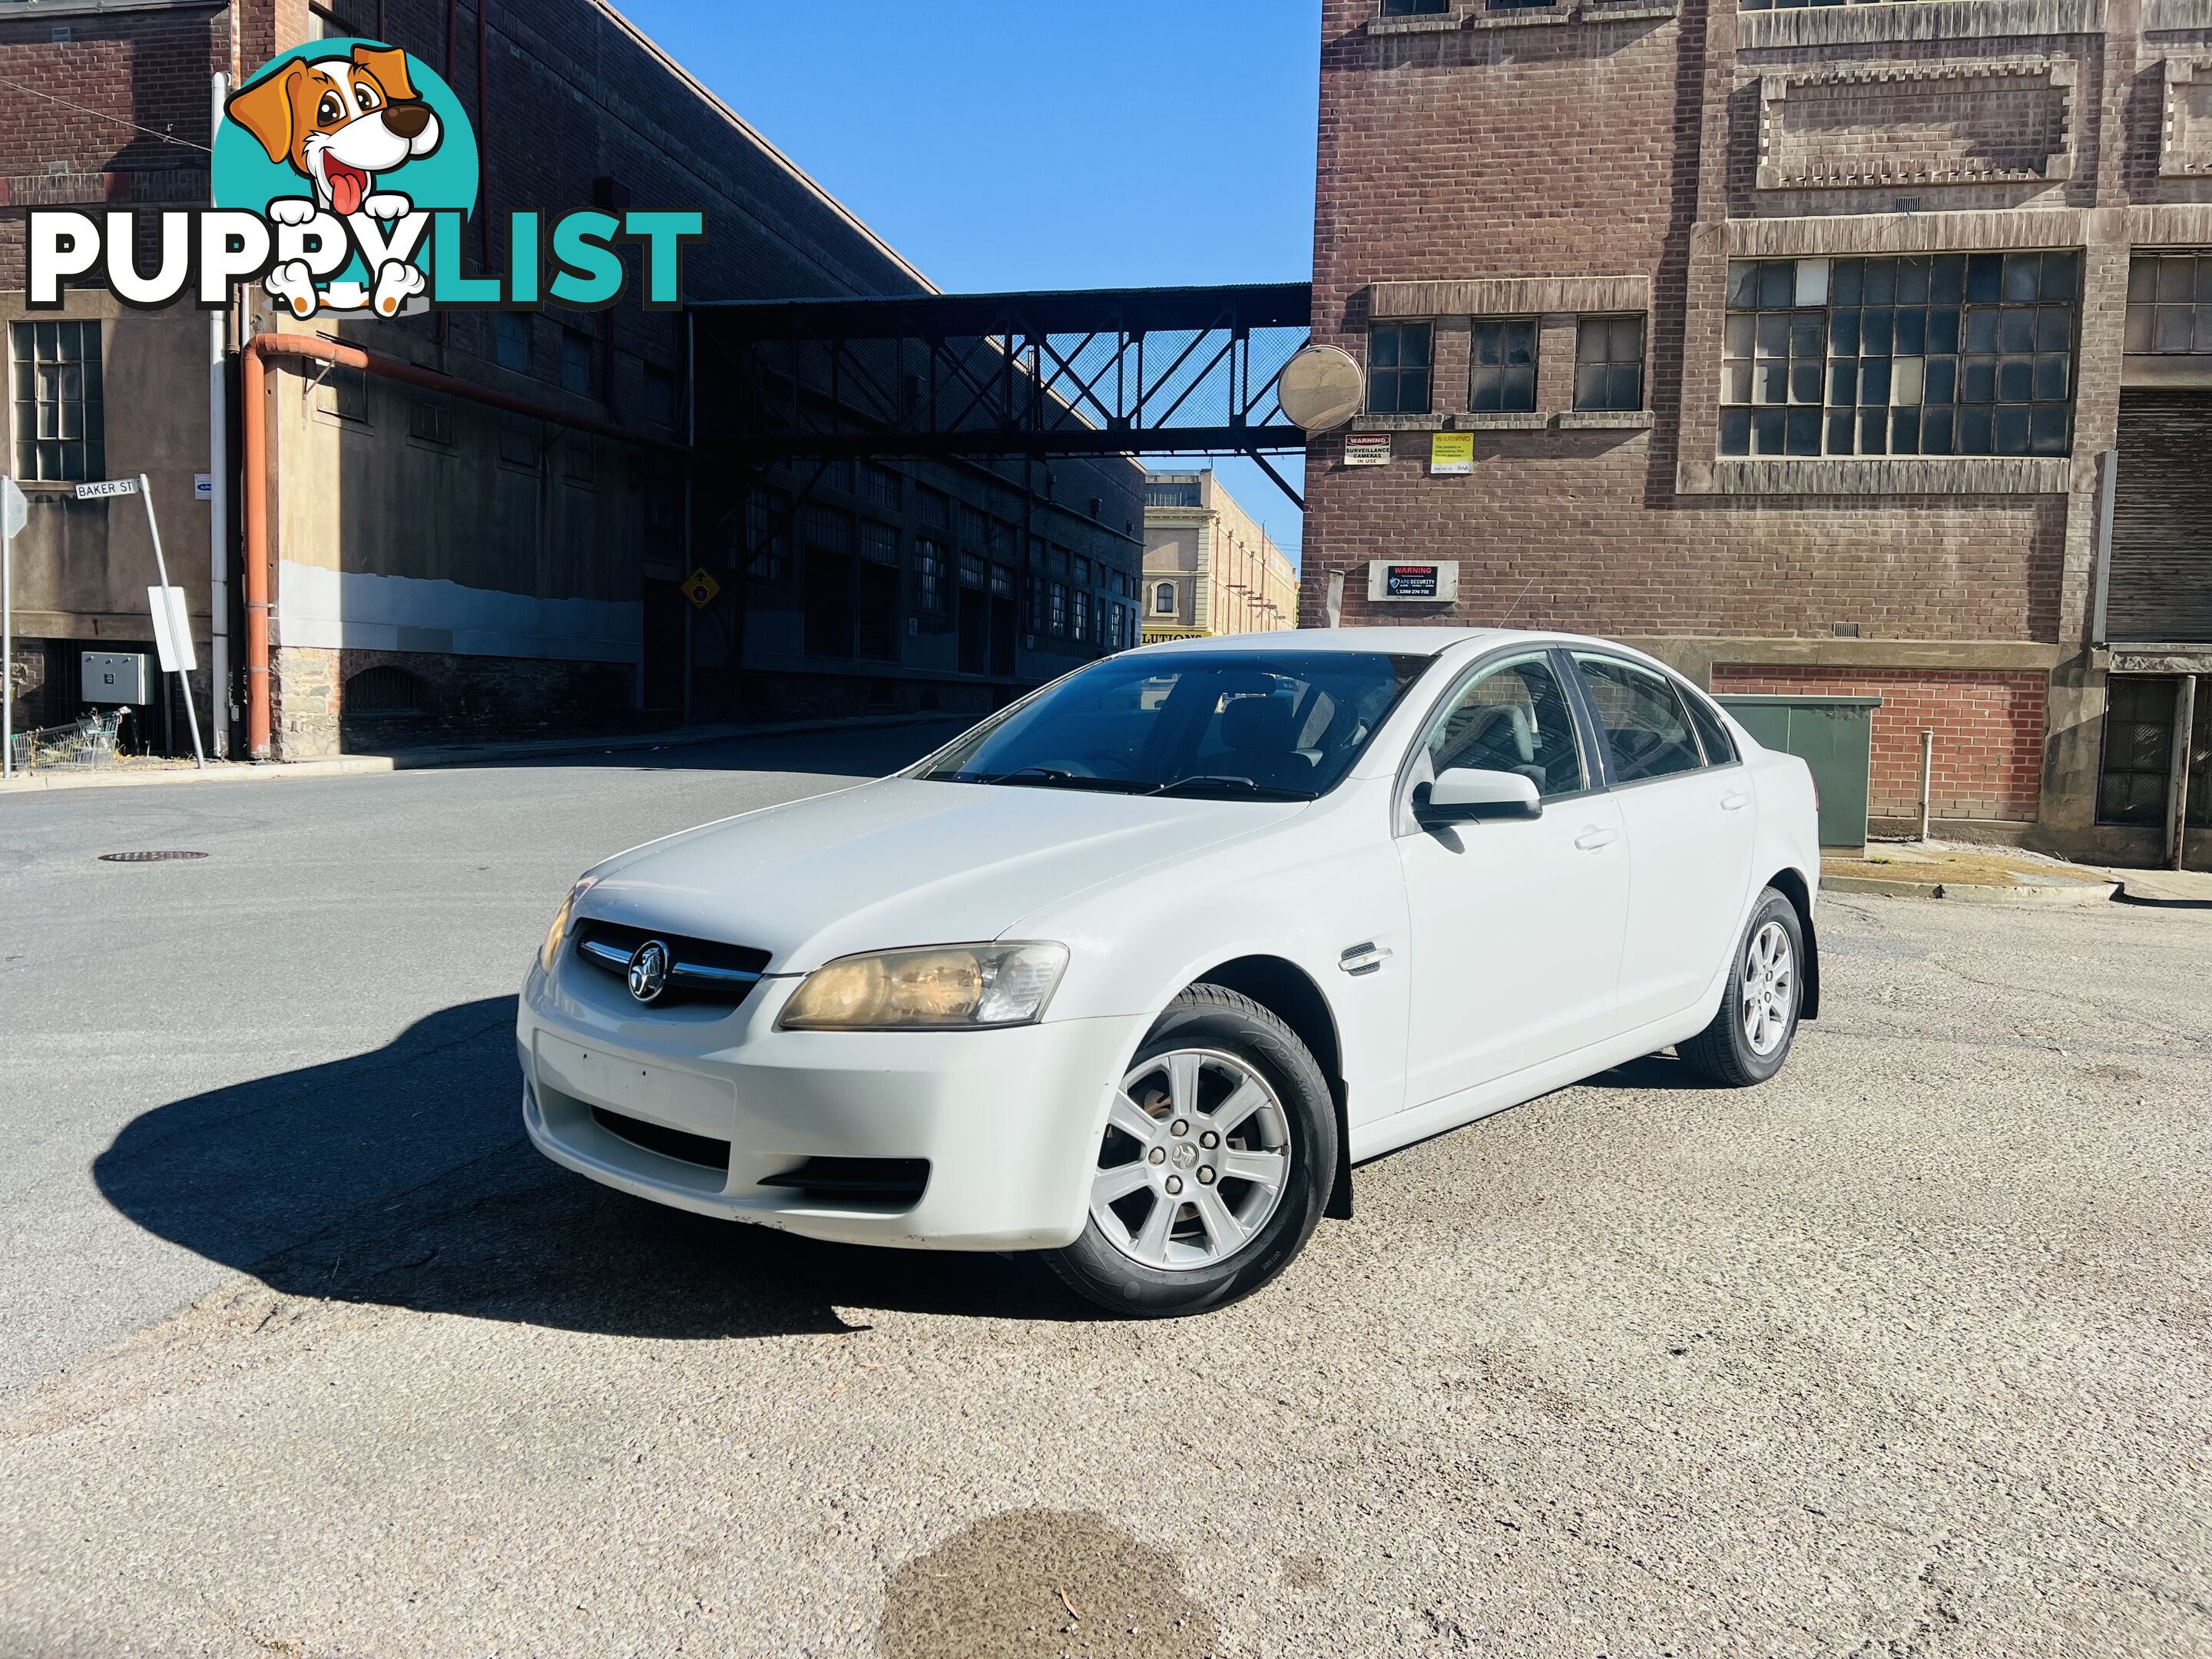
[515,961,1146,1250]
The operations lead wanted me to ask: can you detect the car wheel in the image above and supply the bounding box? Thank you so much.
[1047,984,1336,1318]
[1678,886,1804,1088]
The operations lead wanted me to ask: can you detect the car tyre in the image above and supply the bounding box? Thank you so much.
[1678,886,1804,1088]
[1048,984,1337,1318]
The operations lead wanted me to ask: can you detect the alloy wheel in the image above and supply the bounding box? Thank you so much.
[1740,919,1796,1056]
[1089,1048,1291,1270]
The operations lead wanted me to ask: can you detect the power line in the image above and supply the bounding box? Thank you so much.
[0,75,212,154]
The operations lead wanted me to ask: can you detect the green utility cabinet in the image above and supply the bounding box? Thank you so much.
[1714,694,1883,852]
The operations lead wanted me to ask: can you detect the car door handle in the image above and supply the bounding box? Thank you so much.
[1720,790,1752,812]
[1574,826,1622,851]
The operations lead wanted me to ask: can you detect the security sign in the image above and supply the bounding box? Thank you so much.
[681,568,721,609]
[1367,561,1460,603]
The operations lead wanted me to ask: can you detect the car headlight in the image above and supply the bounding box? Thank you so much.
[779,942,1069,1031]
[538,878,593,973]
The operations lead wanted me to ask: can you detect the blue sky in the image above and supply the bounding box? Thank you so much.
[618,0,1320,559]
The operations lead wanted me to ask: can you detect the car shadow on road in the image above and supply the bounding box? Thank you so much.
[93,997,1085,1341]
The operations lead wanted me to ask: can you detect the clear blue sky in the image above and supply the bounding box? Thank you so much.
[618,0,1320,560]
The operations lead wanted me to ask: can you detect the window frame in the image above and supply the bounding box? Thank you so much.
[1573,315,1646,413]
[1392,646,1604,835]
[1366,320,1435,416]
[1153,581,1177,615]
[1469,315,1540,413]
[10,319,106,482]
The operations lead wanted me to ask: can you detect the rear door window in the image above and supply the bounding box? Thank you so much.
[1573,654,1705,783]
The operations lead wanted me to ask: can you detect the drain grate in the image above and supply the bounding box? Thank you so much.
[98,850,209,863]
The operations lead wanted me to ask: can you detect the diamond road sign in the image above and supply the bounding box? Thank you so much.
[681,568,721,609]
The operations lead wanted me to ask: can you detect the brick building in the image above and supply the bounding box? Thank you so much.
[1303,0,2212,863]
[3,0,1141,761]
[1141,469,1299,641]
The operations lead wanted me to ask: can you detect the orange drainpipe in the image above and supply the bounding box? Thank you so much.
[239,330,696,760]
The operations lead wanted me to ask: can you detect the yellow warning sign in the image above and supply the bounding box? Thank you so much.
[681,568,722,609]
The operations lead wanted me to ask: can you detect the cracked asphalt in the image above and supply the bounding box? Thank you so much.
[2,729,2208,1657]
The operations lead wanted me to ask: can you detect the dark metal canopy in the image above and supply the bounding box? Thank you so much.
[691,282,1314,485]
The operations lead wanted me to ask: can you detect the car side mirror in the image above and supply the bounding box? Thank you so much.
[1415,767,1542,825]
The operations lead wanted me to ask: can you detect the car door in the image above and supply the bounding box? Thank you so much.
[1395,650,1630,1105]
[1569,652,1757,1029]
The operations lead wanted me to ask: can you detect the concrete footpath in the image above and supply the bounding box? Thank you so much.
[1822,841,2212,908]
[0,712,958,796]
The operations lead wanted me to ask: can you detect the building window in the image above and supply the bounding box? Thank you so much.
[1366,322,1433,415]
[1048,581,1069,637]
[2125,252,2212,354]
[915,536,948,614]
[745,488,791,584]
[860,462,903,512]
[917,488,952,531]
[1720,252,2080,459]
[1381,0,1449,12]
[1469,317,1538,412]
[802,504,852,555]
[562,433,593,482]
[959,550,987,589]
[11,320,104,482]
[497,415,538,470]
[1145,478,1202,508]
[560,327,593,396]
[859,520,899,567]
[643,363,679,427]
[1071,589,1089,642]
[2096,677,2210,828]
[1574,316,1644,412]
[1153,581,1176,614]
[315,365,369,423]
[960,503,989,548]
[989,564,1015,600]
[409,394,452,445]
[495,313,531,373]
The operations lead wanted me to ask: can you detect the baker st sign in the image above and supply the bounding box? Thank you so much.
[1367,561,1460,604]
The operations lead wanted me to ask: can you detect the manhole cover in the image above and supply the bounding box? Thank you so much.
[98,850,209,863]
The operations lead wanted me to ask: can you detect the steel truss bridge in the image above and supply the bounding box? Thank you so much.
[690,281,1314,507]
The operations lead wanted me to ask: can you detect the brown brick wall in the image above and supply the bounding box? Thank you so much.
[1714,664,2048,820]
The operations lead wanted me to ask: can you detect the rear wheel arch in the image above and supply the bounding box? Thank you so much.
[1763,866,1820,1020]
[1184,955,1353,1220]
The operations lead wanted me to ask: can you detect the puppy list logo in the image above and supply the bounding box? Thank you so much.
[27,39,701,318]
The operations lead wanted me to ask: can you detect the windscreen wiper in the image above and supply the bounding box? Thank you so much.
[965,766,1151,793]
[1147,774,1309,800]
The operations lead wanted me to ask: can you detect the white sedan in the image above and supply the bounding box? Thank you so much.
[518,628,1820,1316]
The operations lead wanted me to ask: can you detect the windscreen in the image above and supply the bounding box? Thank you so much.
[917,651,1432,801]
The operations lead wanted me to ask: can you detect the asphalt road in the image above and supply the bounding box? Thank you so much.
[2,735,2209,1657]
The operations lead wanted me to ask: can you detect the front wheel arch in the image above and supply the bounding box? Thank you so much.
[1182,954,1353,1220]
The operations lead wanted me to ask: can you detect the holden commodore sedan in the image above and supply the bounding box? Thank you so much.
[519,628,1820,1316]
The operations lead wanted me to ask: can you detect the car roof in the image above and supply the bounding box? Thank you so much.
[1130,627,1556,658]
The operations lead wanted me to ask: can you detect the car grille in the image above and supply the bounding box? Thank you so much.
[571,919,771,1008]
[591,1107,733,1172]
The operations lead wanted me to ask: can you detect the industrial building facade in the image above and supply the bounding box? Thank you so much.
[1141,470,1300,641]
[1305,0,2212,864]
[2,0,1141,762]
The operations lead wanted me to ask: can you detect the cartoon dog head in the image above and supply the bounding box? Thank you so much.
[227,45,442,217]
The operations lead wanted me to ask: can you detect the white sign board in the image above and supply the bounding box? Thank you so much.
[148,585,197,674]
[2,475,25,538]
[194,473,214,502]
[1343,433,1392,467]
[74,478,141,500]
[1367,561,1461,604]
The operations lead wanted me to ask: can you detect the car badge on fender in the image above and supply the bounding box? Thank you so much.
[626,940,671,1004]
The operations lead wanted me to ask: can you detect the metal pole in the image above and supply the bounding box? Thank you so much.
[209,71,230,759]
[141,475,206,769]
[2171,675,2197,873]
[1918,728,1934,844]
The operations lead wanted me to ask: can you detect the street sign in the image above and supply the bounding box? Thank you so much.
[2,476,25,539]
[73,478,142,500]
[194,473,214,502]
[1343,433,1391,467]
[681,568,722,609]
[148,586,197,674]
